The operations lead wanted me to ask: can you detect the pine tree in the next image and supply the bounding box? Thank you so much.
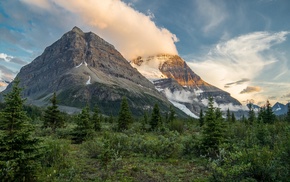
[92,107,101,131]
[43,92,64,132]
[199,109,204,127]
[231,113,236,123]
[248,103,256,125]
[0,79,40,181]
[286,103,290,122]
[168,105,175,123]
[257,107,265,123]
[263,100,275,124]
[201,97,225,157]
[226,108,231,123]
[73,106,92,143]
[117,97,132,131]
[150,103,162,130]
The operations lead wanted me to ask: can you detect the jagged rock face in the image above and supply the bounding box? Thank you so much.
[132,54,241,114]
[3,27,174,116]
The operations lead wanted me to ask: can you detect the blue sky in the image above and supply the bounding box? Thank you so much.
[0,0,290,105]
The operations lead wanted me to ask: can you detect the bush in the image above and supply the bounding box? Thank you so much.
[209,145,288,182]
[169,120,184,133]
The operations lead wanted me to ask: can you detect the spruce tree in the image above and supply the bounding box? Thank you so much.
[257,107,265,123]
[231,112,236,123]
[0,79,40,181]
[248,103,256,125]
[226,108,231,123]
[199,109,204,127]
[117,97,132,131]
[150,103,162,130]
[92,107,101,131]
[263,100,275,124]
[201,97,225,157]
[73,106,92,143]
[43,92,64,132]
[286,103,290,122]
[168,105,175,123]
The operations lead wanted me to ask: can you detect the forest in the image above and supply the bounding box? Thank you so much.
[0,80,290,182]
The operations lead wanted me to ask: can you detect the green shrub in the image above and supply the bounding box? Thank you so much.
[169,120,184,133]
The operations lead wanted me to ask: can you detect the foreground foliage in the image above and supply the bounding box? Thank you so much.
[0,84,290,181]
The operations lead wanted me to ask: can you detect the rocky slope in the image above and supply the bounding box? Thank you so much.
[131,54,241,115]
[2,27,179,116]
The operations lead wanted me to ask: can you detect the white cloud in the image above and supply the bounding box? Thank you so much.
[187,31,290,103]
[20,0,178,60]
[0,53,13,62]
[164,88,195,103]
[195,0,228,33]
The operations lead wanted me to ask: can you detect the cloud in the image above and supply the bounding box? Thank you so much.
[187,31,289,102]
[195,0,228,33]
[0,53,13,62]
[225,78,250,88]
[20,0,178,60]
[164,88,195,103]
[0,53,27,65]
[0,65,16,81]
[240,86,262,94]
[10,58,27,65]
[201,98,248,111]
[282,93,290,98]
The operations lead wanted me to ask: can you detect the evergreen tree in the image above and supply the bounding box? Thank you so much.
[248,103,256,125]
[263,100,275,124]
[226,108,231,123]
[0,79,40,181]
[143,112,148,124]
[92,107,101,131]
[201,97,225,157]
[199,109,204,127]
[168,105,175,123]
[117,97,132,131]
[73,106,92,143]
[286,103,290,122]
[231,113,236,123]
[150,103,162,130]
[257,107,265,123]
[241,114,247,123]
[43,92,64,132]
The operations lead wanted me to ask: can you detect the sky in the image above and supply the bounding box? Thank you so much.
[0,0,290,106]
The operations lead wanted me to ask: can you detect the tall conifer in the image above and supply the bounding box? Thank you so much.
[117,97,132,131]
[43,92,64,132]
[150,103,162,130]
[0,79,40,181]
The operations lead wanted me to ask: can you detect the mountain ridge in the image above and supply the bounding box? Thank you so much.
[131,54,242,115]
[2,27,182,116]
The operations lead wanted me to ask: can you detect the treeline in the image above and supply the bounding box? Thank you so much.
[0,80,290,181]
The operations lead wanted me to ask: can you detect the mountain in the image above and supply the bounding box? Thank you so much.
[272,102,289,115]
[2,27,181,116]
[131,54,241,115]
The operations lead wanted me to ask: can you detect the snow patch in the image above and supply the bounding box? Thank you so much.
[131,56,167,80]
[86,76,91,85]
[170,100,199,118]
[75,62,83,68]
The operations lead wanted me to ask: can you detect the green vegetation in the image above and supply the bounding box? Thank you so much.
[1,82,290,181]
[43,92,64,132]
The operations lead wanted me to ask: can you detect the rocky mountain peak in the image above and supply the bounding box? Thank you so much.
[71,26,84,34]
[2,27,176,116]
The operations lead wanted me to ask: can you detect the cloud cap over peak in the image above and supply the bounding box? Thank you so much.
[20,0,178,60]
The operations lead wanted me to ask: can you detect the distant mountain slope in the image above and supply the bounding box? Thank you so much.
[131,54,241,115]
[272,102,289,115]
[2,27,183,116]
